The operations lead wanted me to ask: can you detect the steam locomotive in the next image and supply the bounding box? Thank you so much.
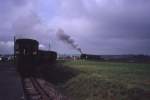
[80,54,102,60]
[15,38,57,76]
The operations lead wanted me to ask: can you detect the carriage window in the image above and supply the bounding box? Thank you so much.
[23,49,26,55]
[33,51,37,55]
[15,44,19,49]
[16,51,19,54]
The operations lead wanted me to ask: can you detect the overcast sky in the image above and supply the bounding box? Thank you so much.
[0,0,150,55]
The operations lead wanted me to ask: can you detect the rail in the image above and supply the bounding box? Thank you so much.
[23,77,68,100]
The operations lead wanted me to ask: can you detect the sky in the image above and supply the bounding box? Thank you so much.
[0,0,150,55]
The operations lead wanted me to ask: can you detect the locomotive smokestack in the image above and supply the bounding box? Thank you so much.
[56,29,82,53]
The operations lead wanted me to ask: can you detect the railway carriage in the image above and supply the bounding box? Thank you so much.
[38,50,57,64]
[15,39,39,76]
[15,38,57,76]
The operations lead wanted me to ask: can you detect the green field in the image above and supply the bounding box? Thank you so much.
[60,60,150,100]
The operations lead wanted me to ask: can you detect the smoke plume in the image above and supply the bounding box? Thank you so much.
[56,29,82,53]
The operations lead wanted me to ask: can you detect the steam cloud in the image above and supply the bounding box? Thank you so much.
[56,29,82,53]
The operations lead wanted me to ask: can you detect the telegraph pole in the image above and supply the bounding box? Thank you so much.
[14,36,16,64]
[49,42,51,50]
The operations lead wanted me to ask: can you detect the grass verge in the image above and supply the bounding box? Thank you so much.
[60,60,150,100]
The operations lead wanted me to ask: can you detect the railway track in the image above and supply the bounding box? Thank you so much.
[22,77,69,100]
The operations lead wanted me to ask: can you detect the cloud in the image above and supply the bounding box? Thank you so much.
[39,44,47,50]
[0,41,14,54]
[46,0,150,54]
[0,0,56,54]
[46,0,150,40]
[0,0,150,54]
[0,0,37,54]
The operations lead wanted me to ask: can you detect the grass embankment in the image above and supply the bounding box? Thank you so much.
[60,60,150,100]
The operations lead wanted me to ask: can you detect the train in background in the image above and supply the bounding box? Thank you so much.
[15,38,57,76]
[80,54,102,60]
